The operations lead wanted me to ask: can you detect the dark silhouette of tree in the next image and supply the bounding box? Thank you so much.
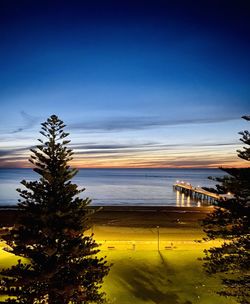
[202,116,250,304]
[0,115,110,303]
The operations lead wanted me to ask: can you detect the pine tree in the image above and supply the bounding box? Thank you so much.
[202,116,250,304]
[0,115,110,304]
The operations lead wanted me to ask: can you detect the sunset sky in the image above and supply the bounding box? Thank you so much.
[0,0,249,168]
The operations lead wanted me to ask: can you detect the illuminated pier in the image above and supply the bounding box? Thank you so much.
[173,181,233,204]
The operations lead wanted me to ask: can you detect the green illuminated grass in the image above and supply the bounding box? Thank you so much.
[101,248,236,304]
[0,227,237,304]
[96,227,237,304]
[0,242,25,302]
[0,241,26,268]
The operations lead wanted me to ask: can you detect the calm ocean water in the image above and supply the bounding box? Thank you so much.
[0,168,225,207]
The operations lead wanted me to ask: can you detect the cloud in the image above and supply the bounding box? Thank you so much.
[69,115,238,132]
[12,111,39,133]
[0,147,31,157]
[0,146,35,168]
[72,144,146,150]
[71,140,240,152]
[0,136,241,168]
[124,158,237,168]
[72,142,157,156]
[71,142,156,150]
[0,140,239,161]
[0,156,30,168]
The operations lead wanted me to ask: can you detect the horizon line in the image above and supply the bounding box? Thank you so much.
[0,166,248,170]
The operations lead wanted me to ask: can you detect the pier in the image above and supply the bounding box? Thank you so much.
[173,181,233,204]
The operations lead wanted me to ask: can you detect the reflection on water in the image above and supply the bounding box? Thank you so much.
[181,193,184,207]
[176,191,180,207]
[175,190,201,207]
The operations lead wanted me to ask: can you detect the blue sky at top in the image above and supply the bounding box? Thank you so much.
[0,0,249,167]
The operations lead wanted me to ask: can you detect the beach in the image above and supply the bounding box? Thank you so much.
[89,205,213,229]
[0,205,213,228]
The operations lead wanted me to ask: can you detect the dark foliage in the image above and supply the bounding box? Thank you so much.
[0,115,110,303]
[202,116,250,304]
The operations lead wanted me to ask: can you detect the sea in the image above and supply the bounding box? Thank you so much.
[0,168,225,207]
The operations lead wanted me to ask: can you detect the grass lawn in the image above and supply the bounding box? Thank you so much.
[0,226,237,304]
[102,248,236,304]
[96,226,236,304]
[0,241,27,302]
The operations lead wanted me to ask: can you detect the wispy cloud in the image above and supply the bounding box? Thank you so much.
[69,116,238,132]
[0,146,33,167]
[71,143,155,150]
[0,147,31,157]
[0,136,242,168]
[0,156,30,168]
[124,159,237,168]
[12,111,39,133]
[71,141,240,153]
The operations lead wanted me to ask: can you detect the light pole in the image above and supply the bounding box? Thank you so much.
[156,225,160,252]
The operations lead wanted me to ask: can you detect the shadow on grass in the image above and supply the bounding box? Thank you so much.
[117,255,192,304]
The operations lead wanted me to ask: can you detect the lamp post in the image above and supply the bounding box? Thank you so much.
[156,225,160,252]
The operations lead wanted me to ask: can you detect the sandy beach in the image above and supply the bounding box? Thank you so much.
[89,206,213,227]
[0,206,213,228]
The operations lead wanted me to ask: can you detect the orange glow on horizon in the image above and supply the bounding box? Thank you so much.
[0,145,248,169]
[1,159,247,169]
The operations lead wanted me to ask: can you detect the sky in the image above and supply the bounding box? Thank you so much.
[0,0,249,168]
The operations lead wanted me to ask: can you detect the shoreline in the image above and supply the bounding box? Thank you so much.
[89,206,213,228]
[0,205,213,211]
